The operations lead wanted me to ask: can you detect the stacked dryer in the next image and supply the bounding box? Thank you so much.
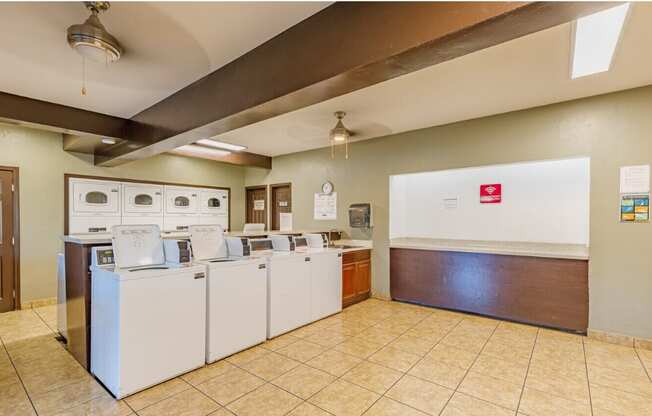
[68,178,121,234]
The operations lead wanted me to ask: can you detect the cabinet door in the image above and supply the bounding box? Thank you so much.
[355,260,371,296]
[342,263,356,305]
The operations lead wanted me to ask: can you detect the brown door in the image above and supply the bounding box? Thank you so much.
[342,263,356,306]
[246,186,267,228]
[355,260,371,296]
[0,169,16,312]
[271,184,292,231]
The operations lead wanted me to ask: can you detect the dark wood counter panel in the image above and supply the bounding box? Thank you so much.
[390,247,588,333]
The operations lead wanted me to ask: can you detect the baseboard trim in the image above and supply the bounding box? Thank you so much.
[588,329,652,351]
[20,297,56,310]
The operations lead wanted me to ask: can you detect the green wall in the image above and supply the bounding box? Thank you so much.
[0,125,246,303]
[246,85,652,339]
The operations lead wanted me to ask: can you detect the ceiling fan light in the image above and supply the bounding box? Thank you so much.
[330,112,350,143]
[67,3,123,63]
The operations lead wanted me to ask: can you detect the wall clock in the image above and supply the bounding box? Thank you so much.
[321,181,334,195]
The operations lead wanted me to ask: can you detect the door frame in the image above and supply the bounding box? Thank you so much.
[270,183,292,231]
[0,166,20,310]
[245,185,269,229]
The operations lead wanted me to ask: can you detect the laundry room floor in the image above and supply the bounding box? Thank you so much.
[1,299,651,416]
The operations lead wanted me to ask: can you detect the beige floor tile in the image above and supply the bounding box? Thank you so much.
[307,350,362,377]
[440,332,489,354]
[525,364,590,404]
[364,397,428,416]
[51,395,132,416]
[138,389,220,416]
[196,367,265,406]
[590,384,652,416]
[20,361,91,396]
[261,334,301,351]
[182,360,236,386]
[305,330,351,348]
[585,342,647,376]
[588,364,652,397]
[333,338,383,359]
[440,392,514,416]
[240,352,300,381]
[6,337,65,367]
[327,320,373,336]
[638,348,652,375]
[226,346,271,366]
[31,378,108,416]
[408,356,467,390]
[385,375,453,415]
[388,334,435,356]
[426,344,478,370]
[354,327,399,346]
[368,346,421,372]
[372,319,414,335]
[272,364,336,399]
[538,329,584,345]
[0,380,36,415]
[276,340,328,363]
[123,377,191,411]
[472,354,528,384]
[458,371,522,410]
[290,325,324,339]
[404,326,447,343]
[482,339,532,363]
[518,387,590,416]
[530,343,585,369]
[342,361,402,394]
[309,379,380,416]
[227,384,302,416]
[287,402,332,416]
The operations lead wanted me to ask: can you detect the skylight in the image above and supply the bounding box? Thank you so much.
[571,3,630,79]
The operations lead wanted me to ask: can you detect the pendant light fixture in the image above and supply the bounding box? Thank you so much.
[330,111,351,159]
[67,2,123,95]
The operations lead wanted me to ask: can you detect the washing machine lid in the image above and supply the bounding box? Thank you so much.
[189,224,227,260]
[111,224,165,268]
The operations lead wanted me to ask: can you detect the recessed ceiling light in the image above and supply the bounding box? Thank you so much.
[101,138,116,145]
[176,144,232,157]
[571,3,630,79]
[196,139,247,152]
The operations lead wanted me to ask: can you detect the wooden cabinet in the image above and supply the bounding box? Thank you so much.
[342,250,371,308]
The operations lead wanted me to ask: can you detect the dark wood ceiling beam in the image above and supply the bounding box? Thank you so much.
[96,1,616,166]
[0,91,129,139]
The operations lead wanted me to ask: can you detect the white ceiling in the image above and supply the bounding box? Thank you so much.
[211,3,652,157]
[0,1,329,118]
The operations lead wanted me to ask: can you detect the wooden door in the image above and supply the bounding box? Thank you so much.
[246,186,267,228]
[342,263,357,305]
[355,260,371,296]
[0,169,16,312]
[271,184,291,231]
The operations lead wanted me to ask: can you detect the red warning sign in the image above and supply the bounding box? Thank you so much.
[480,184,502,204]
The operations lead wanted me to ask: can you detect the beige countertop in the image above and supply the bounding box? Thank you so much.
[331,239,373,253]
[389,237,589,260]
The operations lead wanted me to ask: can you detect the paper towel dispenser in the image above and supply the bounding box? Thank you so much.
[349,203,372,228]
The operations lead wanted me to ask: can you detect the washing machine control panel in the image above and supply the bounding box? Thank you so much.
[91,246,115,267]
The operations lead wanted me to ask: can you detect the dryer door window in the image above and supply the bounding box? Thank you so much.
[165,187,199,214]
[134,194,153,206]
[200,189,228,215]
[85,191,108,205]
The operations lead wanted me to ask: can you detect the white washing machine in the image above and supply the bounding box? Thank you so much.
[252,238,312,338]
[306,248,343,322]
[90,225,206,399]
[189,225,267,363]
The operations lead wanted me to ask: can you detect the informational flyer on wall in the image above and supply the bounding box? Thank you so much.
[253,200,265,211]
[620,194,649,223]
[314,192,337,220]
